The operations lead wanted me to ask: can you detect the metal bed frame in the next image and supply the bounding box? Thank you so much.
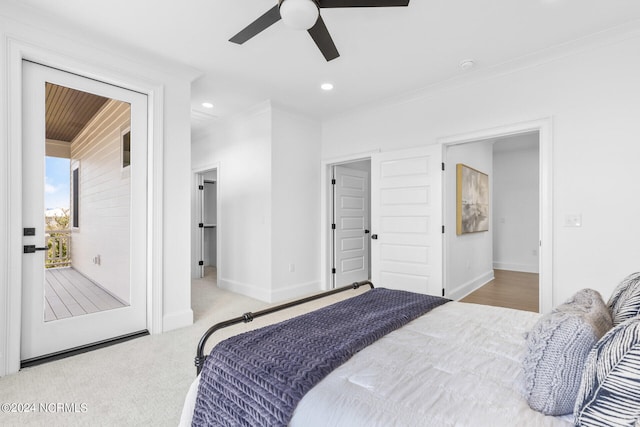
[194,280,375,374]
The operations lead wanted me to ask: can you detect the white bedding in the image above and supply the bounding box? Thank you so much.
[181,301,574,426]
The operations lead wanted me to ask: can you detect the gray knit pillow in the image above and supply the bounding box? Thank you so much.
[523,289,613,415]
[607,272,640,326]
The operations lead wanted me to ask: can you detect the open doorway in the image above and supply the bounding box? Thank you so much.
[195,168,218,281]
[192,166,220,320]
[328,159,371,289]
[445,131,542,312]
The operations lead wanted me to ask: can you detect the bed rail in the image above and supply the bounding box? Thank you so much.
[194,280,374,375]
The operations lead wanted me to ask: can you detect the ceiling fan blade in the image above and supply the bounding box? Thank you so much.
[229,5,282,44]
[318,0,409,7]
[307,15,340,61]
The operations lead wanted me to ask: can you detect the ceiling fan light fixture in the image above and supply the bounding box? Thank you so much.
[279,0,319,31]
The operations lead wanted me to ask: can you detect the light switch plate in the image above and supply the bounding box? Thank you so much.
[565,214,582,227]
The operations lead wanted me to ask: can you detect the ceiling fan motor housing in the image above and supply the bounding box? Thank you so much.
[279,0,320,31]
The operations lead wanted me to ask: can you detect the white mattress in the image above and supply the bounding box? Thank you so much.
[181,301,574,426]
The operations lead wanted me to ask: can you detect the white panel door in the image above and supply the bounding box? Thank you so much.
[333,165,369,287]
[371,146,443,295]
[21,61,148,361]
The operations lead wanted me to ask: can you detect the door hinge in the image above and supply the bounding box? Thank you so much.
[331,223,336,230]
[198,185,204,190]
[331,178,336,185]
[331,268,336,274]
[198,260,204,266]
[199,223,204,228]
[442,225,445,234]
[442,288,445,297]
[441,162,445,171]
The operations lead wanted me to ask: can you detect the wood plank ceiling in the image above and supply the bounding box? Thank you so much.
[45,82,110,142]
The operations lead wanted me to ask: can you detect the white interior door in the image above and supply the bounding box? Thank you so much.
[371,146,443,296]
[333,165,370,287]
[21,61,148,361]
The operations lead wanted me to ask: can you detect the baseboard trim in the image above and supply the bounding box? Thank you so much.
[20,330,149,369]
[218,278,271,302]
[163,309,194,332]
[218,278,323,304]
[493,262,539,274]
[447,270,495,301]
[270,281,322,303]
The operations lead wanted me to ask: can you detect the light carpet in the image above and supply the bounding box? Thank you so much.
[0,268,367,426]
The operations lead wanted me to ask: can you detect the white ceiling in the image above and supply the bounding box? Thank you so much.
[11,0,640,126]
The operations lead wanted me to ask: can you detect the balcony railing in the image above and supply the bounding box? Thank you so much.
[45,229,71,268]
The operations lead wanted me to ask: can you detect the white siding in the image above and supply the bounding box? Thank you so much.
[70,99,131,304]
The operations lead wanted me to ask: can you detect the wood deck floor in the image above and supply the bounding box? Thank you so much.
[460,269,539,312]
[44,267,127,322]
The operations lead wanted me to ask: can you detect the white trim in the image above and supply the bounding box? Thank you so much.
[447,270,495,302]
[218,278,271,303]
[270,281,322,303]
[162,310,195,332]
[438,117,554,314]
[493,262,539,274]
[148,87,164,335]
[2,36,165,375]
[320,150,379,291]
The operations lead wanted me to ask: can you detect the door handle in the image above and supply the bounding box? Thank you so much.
[24,245,48,254]
[364,229,370,234]
[371,234,378,240]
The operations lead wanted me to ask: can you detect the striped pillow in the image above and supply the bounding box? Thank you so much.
[574,316,640,426]
[608,272,640,326]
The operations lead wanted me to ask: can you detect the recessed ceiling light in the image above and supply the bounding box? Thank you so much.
[321,83,334,91]
[201,102,214,109]
[459,59,475,71]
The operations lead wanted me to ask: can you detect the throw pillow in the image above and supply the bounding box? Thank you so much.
[523,288,613,415]
[574,316,640,426]
[607,272,640,326]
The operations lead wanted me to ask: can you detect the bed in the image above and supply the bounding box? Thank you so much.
[181,274,640,427]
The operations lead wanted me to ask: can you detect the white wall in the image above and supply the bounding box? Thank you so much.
[192,103,273,300]
[70,99,131,303]
[493,135,539,273]
[445,140,494,299]
[271,106,322,300]
[191,102,322,302]
[322,28,640,307]
[0,4,198,375]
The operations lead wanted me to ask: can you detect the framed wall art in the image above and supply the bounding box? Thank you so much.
[456,163,489,235]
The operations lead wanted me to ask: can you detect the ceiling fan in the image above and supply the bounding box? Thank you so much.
[229,0,410,62]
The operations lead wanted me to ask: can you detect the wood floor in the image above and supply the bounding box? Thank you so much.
[460,269,539,312]
[44,267,127,322]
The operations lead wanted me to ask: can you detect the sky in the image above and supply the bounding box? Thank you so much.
[45,156,70,210]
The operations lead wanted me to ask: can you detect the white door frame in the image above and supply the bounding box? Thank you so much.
[438,118,554,313]
[192,163,221,282]
[2,37,165,376]
[321,151,378,290]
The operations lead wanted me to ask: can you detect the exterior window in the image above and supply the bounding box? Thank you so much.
[72,166,79,228]
[122,129,131,168]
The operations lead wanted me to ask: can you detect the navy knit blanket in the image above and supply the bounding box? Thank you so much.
[192,288,449,427]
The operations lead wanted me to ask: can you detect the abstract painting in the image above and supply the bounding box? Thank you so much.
[456,163,489,235]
